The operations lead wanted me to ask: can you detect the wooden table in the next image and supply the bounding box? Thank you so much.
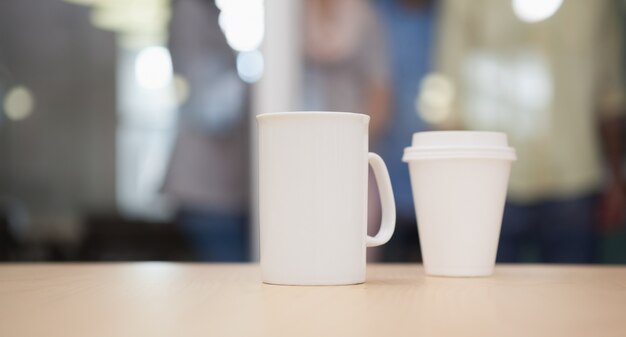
[1,264,625,337]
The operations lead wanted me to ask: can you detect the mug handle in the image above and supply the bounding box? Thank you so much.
[366,153,396,247]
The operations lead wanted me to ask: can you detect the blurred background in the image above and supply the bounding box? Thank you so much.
[1,0,625,263]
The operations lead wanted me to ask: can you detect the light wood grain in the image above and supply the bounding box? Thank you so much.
[1,264,625,337]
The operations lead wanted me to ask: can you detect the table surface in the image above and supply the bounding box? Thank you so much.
[1,264,625,337]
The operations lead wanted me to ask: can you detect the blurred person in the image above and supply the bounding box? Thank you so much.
[302,0,391,258]
[303,0,390,140]
[163,0,250,261]
[373,0,437,262]
[433,0,625,263]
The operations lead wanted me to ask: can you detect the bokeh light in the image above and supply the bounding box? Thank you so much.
[174,74,191,105]
[218,0,264,52]
[236,50,264,83]
[3,86,35,121]
[173,74,190,105]
[135,46,173,89]
[417,73,455,124]
[512,0,563,23]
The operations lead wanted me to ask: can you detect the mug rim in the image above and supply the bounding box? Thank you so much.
[256,111,370,122]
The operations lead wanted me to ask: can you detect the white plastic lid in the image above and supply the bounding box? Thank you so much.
[403,131,517,161]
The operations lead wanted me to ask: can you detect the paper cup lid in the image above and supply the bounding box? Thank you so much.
[403,131,517,161]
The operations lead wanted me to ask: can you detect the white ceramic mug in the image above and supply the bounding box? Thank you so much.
[403,131,516,277]
[257,111,396,285]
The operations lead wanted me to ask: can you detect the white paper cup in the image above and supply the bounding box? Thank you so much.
[402,131,516,277]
